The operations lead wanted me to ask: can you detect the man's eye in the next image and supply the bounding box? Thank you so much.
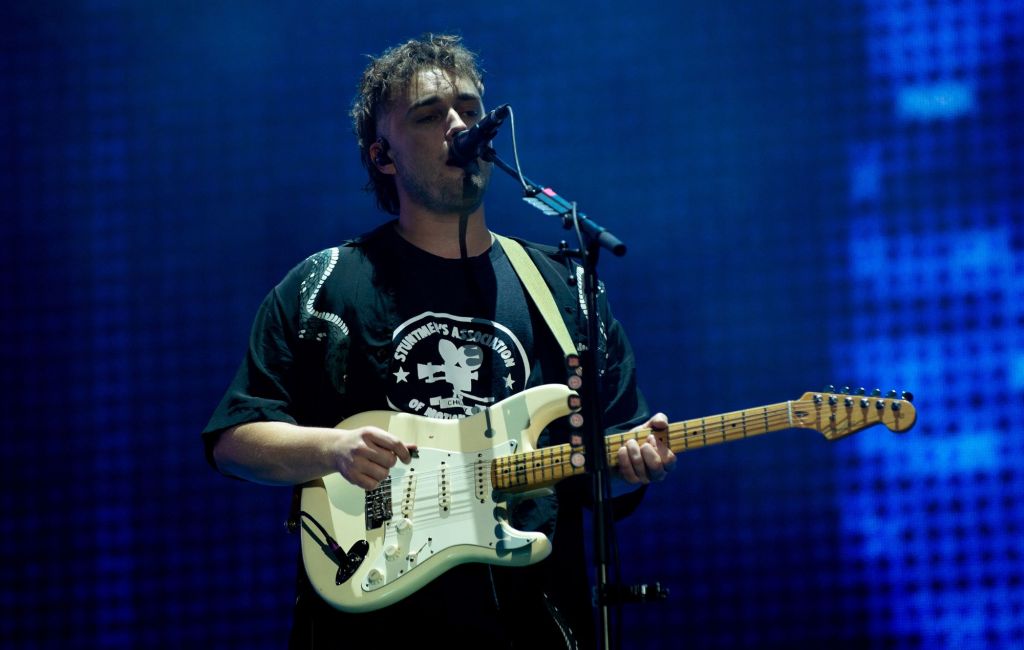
[417,114,439,123]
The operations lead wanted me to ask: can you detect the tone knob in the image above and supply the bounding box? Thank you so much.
[384,544,399,559]
[367,568,384,585]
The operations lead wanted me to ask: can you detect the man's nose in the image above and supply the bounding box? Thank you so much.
[445,109,469,141]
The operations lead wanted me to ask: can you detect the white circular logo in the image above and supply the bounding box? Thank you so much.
[387,312,529,419]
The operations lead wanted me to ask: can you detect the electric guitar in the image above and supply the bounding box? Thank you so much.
[299,384,916,612]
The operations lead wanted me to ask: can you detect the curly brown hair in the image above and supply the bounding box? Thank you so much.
[352,34,485,215]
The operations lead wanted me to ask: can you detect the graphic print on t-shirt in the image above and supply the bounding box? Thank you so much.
[387,311,529,419]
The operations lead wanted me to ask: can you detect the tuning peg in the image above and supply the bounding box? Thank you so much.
[887,389,898,398]
[842,386,851,394]
[857,387,866,395]
[824,384,835,393]
[902,391,914,402]
[871,388,882,397]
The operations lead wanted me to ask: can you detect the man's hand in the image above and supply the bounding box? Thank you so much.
[615,412,676,484]
[331,427,417,490]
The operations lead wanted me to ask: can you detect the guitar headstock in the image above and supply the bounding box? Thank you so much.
[792,386,917,440]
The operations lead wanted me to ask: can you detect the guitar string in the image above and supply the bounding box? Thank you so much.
[378,404,814,486]
[372,408,822,528]
[375,413,809,530]
[374,402,903,530]
[376,396,898,488]
[367,401,902,531]
[370,396,902,490]
[378,403,850,489]
[378,395,905,491]
[393,411,802,490]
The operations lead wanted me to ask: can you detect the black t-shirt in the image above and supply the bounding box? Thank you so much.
[204,222,651,649]
[379,227,537,419]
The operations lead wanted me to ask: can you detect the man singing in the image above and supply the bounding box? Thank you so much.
[203,34,674,649]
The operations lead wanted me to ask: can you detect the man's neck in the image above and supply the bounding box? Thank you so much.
[394,208,491,259]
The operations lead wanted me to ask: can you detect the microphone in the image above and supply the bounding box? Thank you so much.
[449,104,510,167]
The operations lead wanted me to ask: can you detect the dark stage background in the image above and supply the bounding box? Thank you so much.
[3,1,1023,648]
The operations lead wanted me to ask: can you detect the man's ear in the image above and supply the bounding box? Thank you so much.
[370,136,394,173]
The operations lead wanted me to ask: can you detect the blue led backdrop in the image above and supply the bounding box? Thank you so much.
[3,1,1022,648]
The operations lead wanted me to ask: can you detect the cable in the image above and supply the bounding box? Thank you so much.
[504,106,530,193]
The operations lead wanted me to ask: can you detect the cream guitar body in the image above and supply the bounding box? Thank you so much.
[299,384,916,613]
[299,384,575,613]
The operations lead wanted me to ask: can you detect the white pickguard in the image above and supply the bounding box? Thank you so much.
[355,441,537,593]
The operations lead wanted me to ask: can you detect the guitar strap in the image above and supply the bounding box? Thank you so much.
[495,234,588,475]
[492,233,580,360]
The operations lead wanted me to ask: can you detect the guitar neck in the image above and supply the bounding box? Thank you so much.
[491,392,915,493]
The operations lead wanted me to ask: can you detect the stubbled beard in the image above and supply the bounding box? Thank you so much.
[400,161,490,216]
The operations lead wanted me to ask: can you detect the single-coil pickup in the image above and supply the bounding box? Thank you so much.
[400,467,416,518]
[475,458,489,503]
[438,461,451,512]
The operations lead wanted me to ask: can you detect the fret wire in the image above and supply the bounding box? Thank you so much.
[494,403,816,489]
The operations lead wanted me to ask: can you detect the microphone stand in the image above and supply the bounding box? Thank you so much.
[484,148,663,650]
